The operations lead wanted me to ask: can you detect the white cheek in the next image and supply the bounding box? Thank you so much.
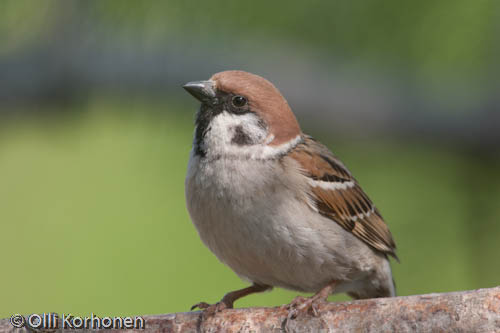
[198,111,302,160]
[204,111,267,148]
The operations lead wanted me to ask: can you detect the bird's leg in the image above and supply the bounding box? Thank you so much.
[286,280,337,320]
[191,283,271,315]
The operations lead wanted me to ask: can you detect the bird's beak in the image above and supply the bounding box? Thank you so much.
[183,80,217,104]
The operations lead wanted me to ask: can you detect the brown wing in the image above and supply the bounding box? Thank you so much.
[288,135,397,259]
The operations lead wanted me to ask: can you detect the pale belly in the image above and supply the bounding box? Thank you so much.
[185,154,378,293]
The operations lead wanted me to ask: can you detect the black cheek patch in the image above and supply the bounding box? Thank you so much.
[231,126,253,146]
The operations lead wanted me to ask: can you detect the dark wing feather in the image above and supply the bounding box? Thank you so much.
[288,136,397,259]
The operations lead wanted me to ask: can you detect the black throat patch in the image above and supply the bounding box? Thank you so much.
[194,103,220,157]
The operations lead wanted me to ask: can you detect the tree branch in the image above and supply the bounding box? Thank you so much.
[1,287,498,332]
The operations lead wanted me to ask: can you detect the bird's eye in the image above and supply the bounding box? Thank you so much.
[232,95,247,107]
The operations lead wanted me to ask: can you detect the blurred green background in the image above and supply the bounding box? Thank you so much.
[1,0,499,318]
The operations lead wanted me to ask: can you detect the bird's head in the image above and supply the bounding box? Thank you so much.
[183,70,301,158]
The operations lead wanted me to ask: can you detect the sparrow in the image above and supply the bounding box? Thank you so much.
[183,70,397,317]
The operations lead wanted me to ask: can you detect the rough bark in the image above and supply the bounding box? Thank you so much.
[1,287,498,332]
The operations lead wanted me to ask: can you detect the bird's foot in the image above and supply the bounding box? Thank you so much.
[190,301,231,316]
[285,294,326,320]
[284,281,336,323]
[191,301,231,331]
[190,284,269,318]
[282,294,329,332]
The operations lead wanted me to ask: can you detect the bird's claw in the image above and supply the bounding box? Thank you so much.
[191,302,210,311]
[190,301,229,315]
[286,295,325,319]
[282,295,326,332]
